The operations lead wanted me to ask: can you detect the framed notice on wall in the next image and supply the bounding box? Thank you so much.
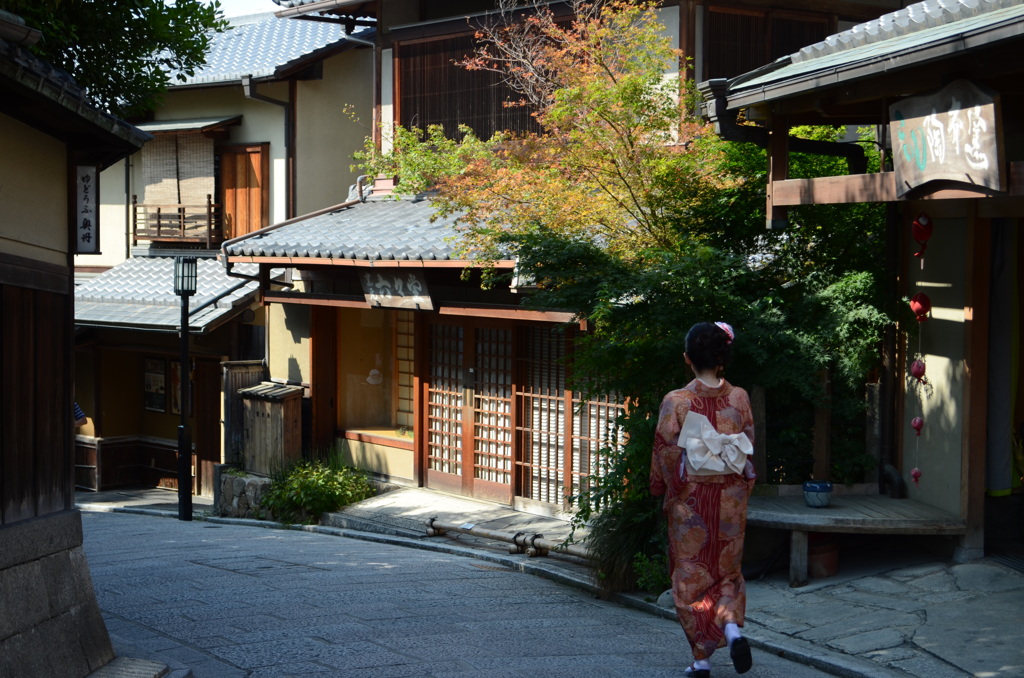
[170,360,191,416]
[143,358,166,412]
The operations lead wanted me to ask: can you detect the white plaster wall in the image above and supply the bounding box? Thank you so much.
[294,48,375,214]
[83,83,289,271]
[904,202,968,516]
[268,301,310,385]
[153,84,290,224]
[0,115,68,266]
[380,47,394,154]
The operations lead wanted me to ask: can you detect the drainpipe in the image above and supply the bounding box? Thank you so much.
[241,75,294,219]
[343,31,380,148]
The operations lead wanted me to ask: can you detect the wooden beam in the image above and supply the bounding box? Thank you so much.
[774,172,897,205]
[772,162,1024,207]
[437,305,575,323]
[959,205,989,561]
[263,291,370,308]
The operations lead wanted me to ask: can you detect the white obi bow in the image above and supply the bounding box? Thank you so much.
[677,411,753,476]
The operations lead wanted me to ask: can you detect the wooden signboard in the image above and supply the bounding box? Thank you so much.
[889,79,1004,198]
[360,269,433,310]
[74,166,100,253]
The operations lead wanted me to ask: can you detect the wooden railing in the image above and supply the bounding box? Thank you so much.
[132,194,224,248]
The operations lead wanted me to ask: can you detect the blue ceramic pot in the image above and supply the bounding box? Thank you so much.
[803,481,833,508]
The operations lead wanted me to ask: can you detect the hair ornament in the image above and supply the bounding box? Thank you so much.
[714,321,734,344]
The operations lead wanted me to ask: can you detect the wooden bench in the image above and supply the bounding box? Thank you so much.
[747,494,967,587]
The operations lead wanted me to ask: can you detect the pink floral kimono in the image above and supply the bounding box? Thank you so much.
[649,378,756,660]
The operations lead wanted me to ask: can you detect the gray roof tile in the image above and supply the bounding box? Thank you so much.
[75,257,259,332]
[726,0,1024,98]
[223,197,468,262]
[177,13,361,87]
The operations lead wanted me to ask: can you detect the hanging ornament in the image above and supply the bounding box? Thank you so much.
[910,467,922,486]
[911,416,924,436]
[910,359,928,384]
[909,292,931,323]
[912,213,933,267]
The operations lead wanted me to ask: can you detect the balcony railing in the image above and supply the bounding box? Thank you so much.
[132,195,224,248]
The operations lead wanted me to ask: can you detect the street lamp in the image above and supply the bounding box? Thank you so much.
[173,256,197,521]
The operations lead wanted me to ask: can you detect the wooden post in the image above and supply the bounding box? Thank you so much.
[789,529,808,587]
[959,205,989,561]
[767,117,789,230]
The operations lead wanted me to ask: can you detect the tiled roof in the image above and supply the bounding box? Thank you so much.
[223,196,468,263]
[75,257,259,333]
[176,12,360,86]
[0,30,149,158]
[720,0,1024,106]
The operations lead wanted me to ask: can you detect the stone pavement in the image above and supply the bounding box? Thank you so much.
[76,486,1024,678]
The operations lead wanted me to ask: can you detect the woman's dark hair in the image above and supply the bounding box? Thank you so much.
[685,322,732,372]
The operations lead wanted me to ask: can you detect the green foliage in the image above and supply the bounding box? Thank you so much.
[3,0,230,117]
[633,552,672,594]
[584,492,664,593]
[261,460,374,525]
[356,0,895,591]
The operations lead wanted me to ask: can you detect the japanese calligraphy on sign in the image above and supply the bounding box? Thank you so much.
[889,79,1004,198]
[360,269,433,310]
[75,166,100,254]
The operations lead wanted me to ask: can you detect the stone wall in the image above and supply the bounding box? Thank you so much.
[0,511,114,678]
[216,467,272,519]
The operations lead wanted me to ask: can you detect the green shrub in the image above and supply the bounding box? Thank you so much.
[261,460,374,525]
[633,552,671,593]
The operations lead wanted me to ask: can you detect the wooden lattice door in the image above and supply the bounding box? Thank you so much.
[424,320,514,503]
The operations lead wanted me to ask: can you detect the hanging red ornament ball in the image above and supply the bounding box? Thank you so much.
[911,416,924,436]
[912,213,933,258]
[910,359,927,383]
[911,467,922,486]
[910,292,931,323]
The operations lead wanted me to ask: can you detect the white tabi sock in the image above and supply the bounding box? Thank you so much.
[692,659,711,671]
[725,622,743,646]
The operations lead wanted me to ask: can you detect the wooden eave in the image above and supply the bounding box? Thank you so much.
[225,255,515,269]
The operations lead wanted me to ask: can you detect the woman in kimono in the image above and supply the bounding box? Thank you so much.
[649,321,755,677]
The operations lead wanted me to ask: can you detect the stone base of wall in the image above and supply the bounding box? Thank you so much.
[216,467,272,519]
[0,510,115,678]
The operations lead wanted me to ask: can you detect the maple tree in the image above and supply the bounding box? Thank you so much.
[361,0,729,260]
[357,0,892,590]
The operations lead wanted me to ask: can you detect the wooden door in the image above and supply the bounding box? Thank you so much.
[194,358,222,497]
[220,143,269,239]
[424,319,514,503]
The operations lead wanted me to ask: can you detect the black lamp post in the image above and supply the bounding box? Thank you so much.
[173,256,197,521]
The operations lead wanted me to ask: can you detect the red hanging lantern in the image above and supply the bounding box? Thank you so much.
[912,213,933,260]
[910,293,931,323]
[910,359,927,384]
[911,416,924,436]
[910,467,922,486]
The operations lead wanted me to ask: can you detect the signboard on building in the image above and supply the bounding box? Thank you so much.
[889,79,1004,198]
[74,165,100,253]
[360,269,433,310]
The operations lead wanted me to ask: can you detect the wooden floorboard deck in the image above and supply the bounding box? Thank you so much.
[747,494,966,587]
[748,495,966,535]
